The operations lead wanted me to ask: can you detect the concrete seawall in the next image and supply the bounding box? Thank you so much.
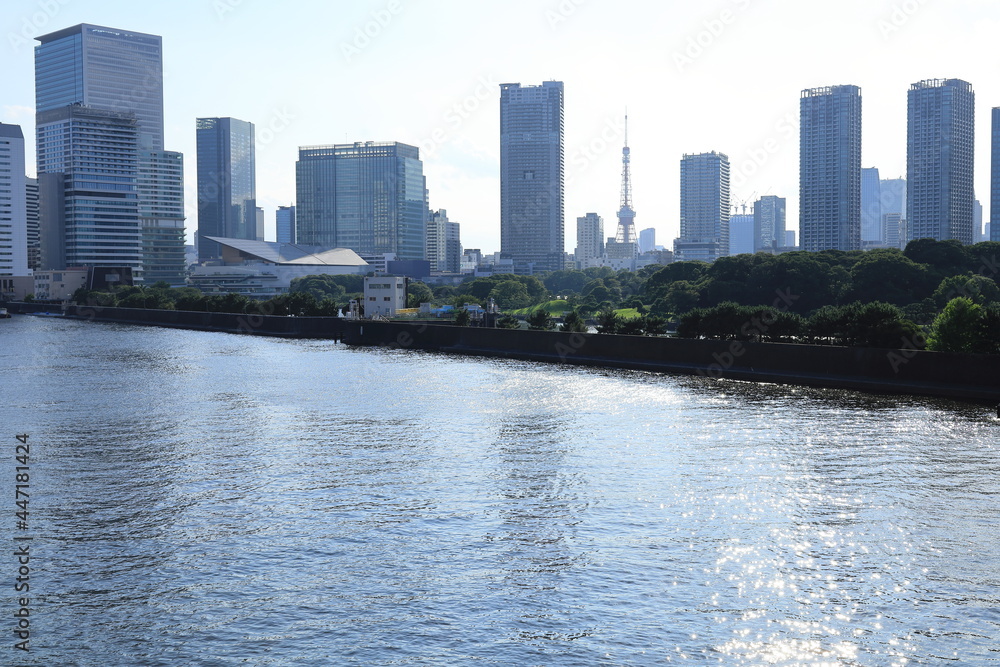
[342,321,1000,404]
[61,305,347,339]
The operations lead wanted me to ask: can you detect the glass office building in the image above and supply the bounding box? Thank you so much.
[36,24,164,151]
[500,81,565,274]
[907,79,975,245]
[296,142,426,261]
[139,150,186,284]
[196,117,257,262]
[799,85,862,252]
[36,105,141,270]
[675,151,730,263]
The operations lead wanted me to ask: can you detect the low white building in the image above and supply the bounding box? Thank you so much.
[189,237,369,298]
[364,276,407,317]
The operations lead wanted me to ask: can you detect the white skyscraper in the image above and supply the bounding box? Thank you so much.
[675,152,730,262]
[0,123,29,277]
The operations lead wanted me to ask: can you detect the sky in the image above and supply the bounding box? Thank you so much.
[2,0,999,253]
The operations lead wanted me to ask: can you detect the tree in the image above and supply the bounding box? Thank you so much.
[544,269,589,295]
[455,309,471,327]
[848,249,930,305]
[489,280,531,310]
[644,315,667,336]
[619,316,646,336]
[496,314,520,329]
[595,308,621,334]
[407,281,434,309]
[560,310,588,333]
[932,274,1000,308]
[905,238,971,281]
[927,297,984,353]
[526,308,554,330]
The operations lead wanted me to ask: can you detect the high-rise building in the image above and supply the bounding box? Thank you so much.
[861,168,882,244]
[139,150,186,285]
[36,105,141,271]
[256,207,265,242]
[427,209,462,273]
[276,206,295,244]
[35,24,183,279]
[639,228,656,254]
[575,213,604,267]
[883,213,907,250]
[784,230,797,248]
[675,151,730,262]
[35,24,164,151]
[992,108,1000,243]
[0,123,29,277]
[26,177,39,271]
[729,214,755,256]
[907,79,975,245]
[296,142,426,261]
[196,117,256,262]
[754,195,786,251]
[500,81,565,274]
[974,199,984,242]
[880,178,906,217]
[799,85,862,252]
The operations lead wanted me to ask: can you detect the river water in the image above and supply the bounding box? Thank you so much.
[2,315,998,665]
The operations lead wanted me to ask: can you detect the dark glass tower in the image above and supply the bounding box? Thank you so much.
[991,108,1000,243]
[295,142,426,261]
[799,85,862,253]
[500,81,565,274]
[907,79,975,245]
[196,117,256,262]
[36,24,163,151]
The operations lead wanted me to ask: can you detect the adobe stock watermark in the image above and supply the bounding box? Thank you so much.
[673,0,753,73]
[568,115,627,185]
[698,288,800,379]
[546,0,587,30]
[419,74,498,159]
[7,0,72,51]
[256,108,296,149]
[341,0,403,64]
[213,0,244,20]
[731,109,798,190]
[877,0,929,40]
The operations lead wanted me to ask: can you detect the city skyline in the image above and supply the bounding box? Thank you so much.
[3,1,1000,253]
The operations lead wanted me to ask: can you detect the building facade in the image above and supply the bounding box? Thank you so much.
[575,213,604,268]
[36,105,141,271]
[861,167,882,244]
[364,276,408,317]
[35,24,183,280]
[26,177,39,271]
[992,108,1000,243]
[197,117,256,262]
[754,195,786,251]
[139,150,186,285]
[799,85,862,252]
[296,142,426,261]
[426,209,461,273]
[500,81,565,274]
[639,228,656,254]
[276,205,295,244]
[729,213,755,256]
[675,151,730,263]
[35,24,164,151]
[0,123,28,278]
[907,79,975,245]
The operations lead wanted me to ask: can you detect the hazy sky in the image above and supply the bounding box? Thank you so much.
[2,0,998,252]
